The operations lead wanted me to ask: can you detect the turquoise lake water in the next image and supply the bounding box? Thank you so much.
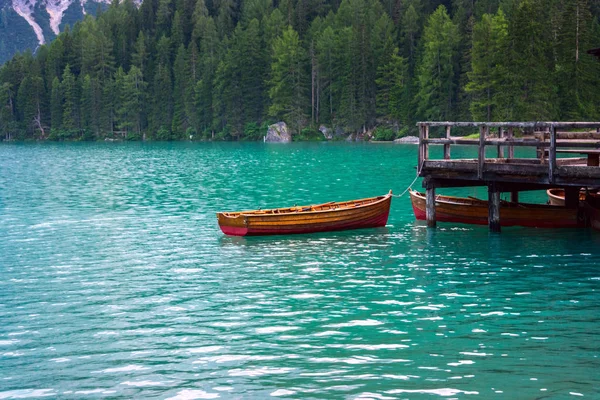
[0,142,599,399]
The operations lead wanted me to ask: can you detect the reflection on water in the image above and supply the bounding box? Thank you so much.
[0,142,598,399]
[219,227,392,248]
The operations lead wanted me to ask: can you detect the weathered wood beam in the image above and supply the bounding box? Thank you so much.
[422,170,600,187]
[558,166,600,179]
[422,178,486,189]
[555,140,600,148]
[549,125,556,183]
[425,138,600,149]
[424,125,430,161]
[444,125,451,160]
[418,121,600,129]
[422,179,553,192]
[418,125,423,174]
[426,186,436,228]
[478,126,486,179]
[488,183,501,232]
[507,127,514,159]
[497,127,504,158]
[557,157,587,166]
[425,138,546,147]
[420,177,583,192]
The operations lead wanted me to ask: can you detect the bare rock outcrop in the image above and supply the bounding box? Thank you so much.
[265,122,292,143]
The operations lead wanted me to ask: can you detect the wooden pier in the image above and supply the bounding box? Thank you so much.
[417,121,600,232]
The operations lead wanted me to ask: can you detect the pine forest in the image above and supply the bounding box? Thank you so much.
[1,0,600,142]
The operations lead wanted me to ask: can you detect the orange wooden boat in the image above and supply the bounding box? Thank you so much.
[217,192,392,236]
[410,189,582,228]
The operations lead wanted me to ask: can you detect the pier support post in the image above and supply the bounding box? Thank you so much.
[488,184,501,233]
[426,187,437,228]
[510,191,519,204]
[565,187,580,209]
[444,125,451,160]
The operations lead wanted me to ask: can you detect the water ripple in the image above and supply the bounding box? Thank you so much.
[1,143,599,398]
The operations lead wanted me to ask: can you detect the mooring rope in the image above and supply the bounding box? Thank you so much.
[392,175,420,198]
[391,161,424,199]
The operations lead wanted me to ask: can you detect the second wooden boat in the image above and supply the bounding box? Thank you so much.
[546,188,587,206]
[410,189,582,228]
[217,192,392,236]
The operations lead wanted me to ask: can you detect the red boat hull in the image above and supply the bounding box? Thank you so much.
[410,190,582,228]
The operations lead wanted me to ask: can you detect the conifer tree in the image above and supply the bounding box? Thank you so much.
[172,44,189,135]
[121,66,147,136]
[151,64,173,137]
[132,32,148,78]
[194,16,219,136]
[0,81,17,140]
[94,31,117,82]
[466,10,508,121]
[215,0,237,39]
[415,5,460,121]
[61,64,79,133]
[376,47,408,124]
[80,74,93,137]
[171,11,186,48]
[315,25,336,125]
[556,0,600,119]
[268,26,308,136]
[156,0,174,38]
[240,19,266,126]
[184,43,200,134]
[17,67,47,138]
[50,77,62,131]
[45,38,65,85]
[505,0,558,120]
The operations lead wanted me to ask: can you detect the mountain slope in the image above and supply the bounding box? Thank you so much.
[0,0,111,64]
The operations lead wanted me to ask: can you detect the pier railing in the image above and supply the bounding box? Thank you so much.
[417,122,600,184]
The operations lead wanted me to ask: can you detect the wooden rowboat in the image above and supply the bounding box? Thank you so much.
[410,189,582,228]
[546,188,586,206]
[217,192,392,236]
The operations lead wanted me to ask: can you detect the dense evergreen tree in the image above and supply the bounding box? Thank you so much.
[556,0,600,119]
[376,47,408,124]
[1,0,599,142]
[415,5,460,121]
[466,10,508,121]
[505,0,559,120]
[268,26,308,136]
[61,64,79,133]
[50,77,62,132]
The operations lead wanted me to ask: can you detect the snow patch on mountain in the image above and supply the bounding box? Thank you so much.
[12,0,45,45]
